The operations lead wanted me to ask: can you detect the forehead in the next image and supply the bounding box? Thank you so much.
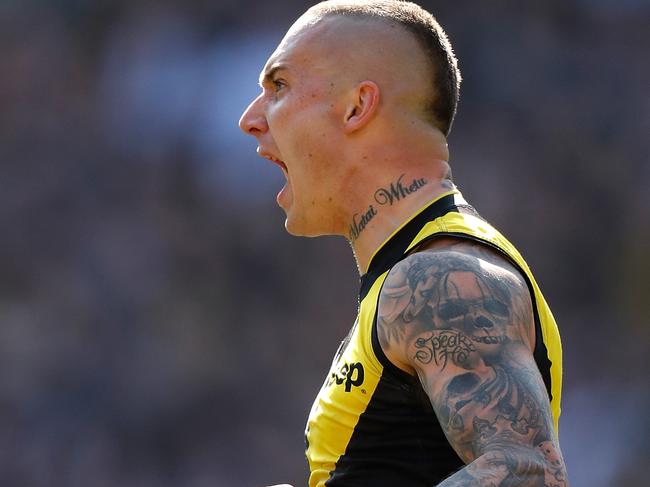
[260,14,429,94]
[259,18,336,83]
[441,271,484,297]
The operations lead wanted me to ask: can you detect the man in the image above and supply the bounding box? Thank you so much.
[239,1,568,486]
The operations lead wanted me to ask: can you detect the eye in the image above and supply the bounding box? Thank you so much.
[438,300,468,320]
[272,78,286,92]
[483,299,508,316]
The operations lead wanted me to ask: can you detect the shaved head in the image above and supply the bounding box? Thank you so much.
[291,0,462,135]
[275,14,431,115]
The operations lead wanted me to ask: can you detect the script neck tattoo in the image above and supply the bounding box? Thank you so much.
[348,174,429,242]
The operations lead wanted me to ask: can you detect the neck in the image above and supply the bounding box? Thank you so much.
[347,172,455,274]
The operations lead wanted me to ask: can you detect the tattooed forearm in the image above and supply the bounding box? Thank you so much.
[437,444,568,487]
[437,467,479,487]
[348,174,428,242]
[538,441,569,487]
[377,246,569,486]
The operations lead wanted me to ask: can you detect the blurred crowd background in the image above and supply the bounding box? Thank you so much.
[1,0,648,486]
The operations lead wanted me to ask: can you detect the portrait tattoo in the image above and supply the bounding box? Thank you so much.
[378,252,516,354]
[378,249,568,486]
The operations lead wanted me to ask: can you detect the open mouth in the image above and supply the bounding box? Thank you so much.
[260,151,288,174]
[259,150,291,206]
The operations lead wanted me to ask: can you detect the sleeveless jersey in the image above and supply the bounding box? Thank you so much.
[304,189,563,487]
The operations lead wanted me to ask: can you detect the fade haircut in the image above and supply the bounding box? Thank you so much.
[305,0,462,136]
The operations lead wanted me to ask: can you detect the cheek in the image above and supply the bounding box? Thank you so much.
[271,105,315,151]
[270,92,341,184]
[291,91,338,132]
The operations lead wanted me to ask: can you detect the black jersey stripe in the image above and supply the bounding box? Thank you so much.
[359,193,460,302]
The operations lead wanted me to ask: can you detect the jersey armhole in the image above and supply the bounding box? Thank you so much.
[370,278,418,382]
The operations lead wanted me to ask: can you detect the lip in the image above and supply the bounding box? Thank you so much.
[259,150,288,173]
[259,149,290,208]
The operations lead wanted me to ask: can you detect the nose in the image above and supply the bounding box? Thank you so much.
[239,94,268,136]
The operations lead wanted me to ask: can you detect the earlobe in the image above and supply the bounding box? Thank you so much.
[343,81,380,134]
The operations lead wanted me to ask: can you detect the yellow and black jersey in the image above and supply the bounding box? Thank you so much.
[305,189,563,487]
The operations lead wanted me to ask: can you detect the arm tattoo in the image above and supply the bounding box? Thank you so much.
[378,247,569,487]
[414,331,476,369]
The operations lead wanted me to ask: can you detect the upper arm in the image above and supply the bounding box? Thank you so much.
[377,245,567,483]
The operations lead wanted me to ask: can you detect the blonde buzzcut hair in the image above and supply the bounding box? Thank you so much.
[305,0,462,135]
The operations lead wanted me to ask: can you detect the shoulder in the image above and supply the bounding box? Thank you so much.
[376,239,535,374]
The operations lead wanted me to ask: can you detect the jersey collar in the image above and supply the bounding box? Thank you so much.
[358,189,462,302]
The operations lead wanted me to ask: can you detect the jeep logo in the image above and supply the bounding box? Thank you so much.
[329,361,365,392]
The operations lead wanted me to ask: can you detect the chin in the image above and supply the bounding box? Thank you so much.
[283,217,302,236]
[284,217,315,237]
[284,210,335,238]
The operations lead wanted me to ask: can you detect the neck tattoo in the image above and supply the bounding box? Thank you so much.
[374,174,428,206]
[348,174,429,242]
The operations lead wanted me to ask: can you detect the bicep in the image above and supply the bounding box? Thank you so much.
[377,249,556,464]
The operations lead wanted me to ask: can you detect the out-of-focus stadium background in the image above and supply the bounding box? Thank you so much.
[1,0,648,486]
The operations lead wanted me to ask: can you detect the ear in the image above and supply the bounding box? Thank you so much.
[343,81,380,134]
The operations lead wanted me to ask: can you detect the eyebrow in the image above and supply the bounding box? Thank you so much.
[259,65,288,86]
